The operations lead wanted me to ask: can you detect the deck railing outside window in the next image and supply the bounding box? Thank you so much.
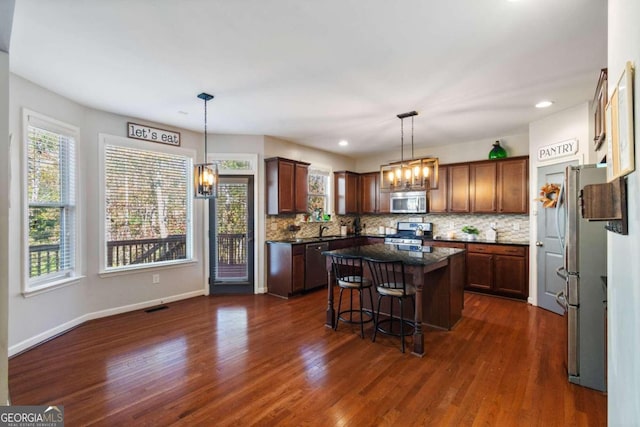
[31,233,246,273]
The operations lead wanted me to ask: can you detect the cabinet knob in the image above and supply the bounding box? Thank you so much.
[535,241,544,247]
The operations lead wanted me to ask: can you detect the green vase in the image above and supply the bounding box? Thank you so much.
[489,141,507,159]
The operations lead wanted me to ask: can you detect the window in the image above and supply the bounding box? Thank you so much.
[24,110,79,291]
[308,168,330,216]
[102,136,193,272]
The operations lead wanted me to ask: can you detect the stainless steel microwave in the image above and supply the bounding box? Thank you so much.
[390,191,427,213]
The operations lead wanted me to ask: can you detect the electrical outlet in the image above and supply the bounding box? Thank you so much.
[152,274,160,284]
[513,223,520,231]
[449,221,455,229]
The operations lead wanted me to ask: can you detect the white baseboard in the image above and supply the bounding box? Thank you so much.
[8,290,204,357]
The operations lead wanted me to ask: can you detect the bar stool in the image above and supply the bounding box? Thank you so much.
[330,254,375,338]
[366,259,416,353]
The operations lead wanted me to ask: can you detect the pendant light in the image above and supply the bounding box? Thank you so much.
[194,92,218,199]
[380,111,439,192]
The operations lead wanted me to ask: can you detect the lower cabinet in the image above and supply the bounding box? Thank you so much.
[267,243,306,298]
[466,244,528,300]
[267,237,369,298]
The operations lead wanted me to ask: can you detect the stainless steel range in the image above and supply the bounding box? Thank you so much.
[384,221,433,249]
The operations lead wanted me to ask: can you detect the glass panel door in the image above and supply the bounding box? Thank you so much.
[209,176,254,294]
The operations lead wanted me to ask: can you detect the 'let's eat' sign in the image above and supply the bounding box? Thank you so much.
[127,122,181,146]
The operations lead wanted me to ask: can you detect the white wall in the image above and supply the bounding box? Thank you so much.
[355,133,530,173]
[7,75,207,354]
[1,50,11,405]
[264,136,356,171]
[5,75,362,354]
[527,102,592,306]
[608,0,640,424]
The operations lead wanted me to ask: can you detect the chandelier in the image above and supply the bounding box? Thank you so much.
[380,111,439,192]
[194,92,218,199]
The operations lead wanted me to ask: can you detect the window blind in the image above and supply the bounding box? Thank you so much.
[104,144,191,269]
[26,124,76,282]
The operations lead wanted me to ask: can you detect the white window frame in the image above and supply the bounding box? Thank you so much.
[22,109,82,295]
[307,165,333,215]
[98,133,196,275]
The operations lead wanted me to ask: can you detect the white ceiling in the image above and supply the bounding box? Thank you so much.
[9,0,607,157]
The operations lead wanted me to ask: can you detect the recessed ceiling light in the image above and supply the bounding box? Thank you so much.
[338,140,349,146]
[535,100,554,108]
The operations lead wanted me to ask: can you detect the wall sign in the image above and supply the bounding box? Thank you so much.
[537,138,578,161]
[127,122,181,146]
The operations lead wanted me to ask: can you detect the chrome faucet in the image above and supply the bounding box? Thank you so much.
[319,225,329,237]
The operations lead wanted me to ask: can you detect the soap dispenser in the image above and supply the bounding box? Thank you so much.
[486,225,497,242]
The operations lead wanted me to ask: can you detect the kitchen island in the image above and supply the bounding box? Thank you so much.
[323,244,466,357]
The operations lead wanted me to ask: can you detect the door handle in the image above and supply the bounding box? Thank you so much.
[535,241,544,247]
[556,266,568,280]
[555,290,568,312]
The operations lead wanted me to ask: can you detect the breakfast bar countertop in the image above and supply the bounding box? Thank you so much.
[321,244,465,268]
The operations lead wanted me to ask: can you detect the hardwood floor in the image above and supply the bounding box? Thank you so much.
[9,290,606,426]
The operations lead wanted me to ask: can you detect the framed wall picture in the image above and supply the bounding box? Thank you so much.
[593,68,608,151]
[611,61,635,180]
[605,97,615,182]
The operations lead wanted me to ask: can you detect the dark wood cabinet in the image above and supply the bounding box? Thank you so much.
[292,249,305,294]
[466,243,528,300]
[268,237,369,298]
[470,161,497,213]
[360,172,378,213]
[497,158,528,213]
[334,171,360,215]
[449,164,471,213]
[471,157,528,214]
[428,165,448,213]
[294,162,309,213]
[265,157,310,215]
[267,243,305,298]
[466,252,494,292]
[428,157,528,214]
[359,171,389,214]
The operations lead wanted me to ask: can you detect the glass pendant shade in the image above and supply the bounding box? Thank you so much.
[489,140,507,159]
[194,92,218,199]
[194,162,218,198]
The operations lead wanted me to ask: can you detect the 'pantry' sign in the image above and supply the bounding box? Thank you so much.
[537,138,577,161]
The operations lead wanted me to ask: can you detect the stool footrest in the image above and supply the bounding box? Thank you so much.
[374,317,415,337]
[337,309,374,324]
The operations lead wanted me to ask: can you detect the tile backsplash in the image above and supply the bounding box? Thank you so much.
[266,213,529,242]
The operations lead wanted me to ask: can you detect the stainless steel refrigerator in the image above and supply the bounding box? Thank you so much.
[556,164,607,392]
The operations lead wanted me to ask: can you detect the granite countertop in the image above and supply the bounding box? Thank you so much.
[266,235,358,244]
[425,236,529,246]
[322,243,465,267]
[267,234,528,246]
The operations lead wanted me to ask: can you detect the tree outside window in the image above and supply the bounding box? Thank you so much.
[25,114,77,287]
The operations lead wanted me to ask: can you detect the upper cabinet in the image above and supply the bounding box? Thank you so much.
[265,157,310,215]
[360,172,378,214]
[470,161,497,213]
[426,163,471,213]
[294,162,309,213]
[496,158,528,213]
[359,172,390,214]
[334,171,360,215]
[428,157,528,214]
[429,165,448,213]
